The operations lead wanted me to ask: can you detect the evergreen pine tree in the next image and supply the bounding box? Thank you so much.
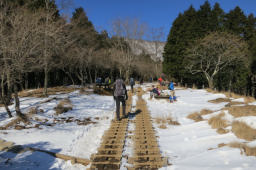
[210,2,225,31]
[224,6,247,35]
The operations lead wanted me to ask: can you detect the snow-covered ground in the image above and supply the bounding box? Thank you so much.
[0,90,115,169]
[142,85,256,170]
[0,84,256,170]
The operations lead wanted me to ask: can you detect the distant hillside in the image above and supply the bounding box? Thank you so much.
[127,39,165,62]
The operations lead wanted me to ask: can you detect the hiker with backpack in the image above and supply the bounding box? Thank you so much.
[169,80,177,103]
[113,78,128,121]
[130,77,135,93]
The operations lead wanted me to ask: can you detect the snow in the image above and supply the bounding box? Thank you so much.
[0,85,256,169]
[143,88,226,125]
[143,88,256,170]
[0,90,115,169]
[235,116,256,129]
[231,98,245,103]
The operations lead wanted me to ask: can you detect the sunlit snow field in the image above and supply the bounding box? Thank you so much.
[0,84,255,170]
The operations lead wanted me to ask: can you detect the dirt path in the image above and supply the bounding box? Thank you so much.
[90,88,166,169]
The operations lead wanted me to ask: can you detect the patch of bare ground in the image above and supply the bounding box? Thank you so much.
[200,109,214,115]
[232,121,256,141]
[208,112,229,134]
[227,105,256,117]
[76,117,96,126]
[159,124,167,129]
[206,89,255,104]
[0,117,30,130]
[27,106,44,115]
[187,109,215,122]
[79,88,93,95]
[217,128,229,134]
[54,98,73,115]
[187,113,203,122]
[228,142,256,156]
[19,86,77,98]
[155,116,180,129]
[40,97,57,104]
[93,86,112,96]
[208,98,231,103]
[167,116,180,125]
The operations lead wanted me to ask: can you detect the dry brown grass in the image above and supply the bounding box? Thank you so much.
[229,142,256,156]
[27,107,38,115]
[19,86,77,98]
[155,116,180,126]
[159,124,167,129]
[206,89,255,104]
[79,88,94,95]
[208,98,231,103]
[208,112,229,129]
[155,117,163,124]
[40,97,57,104]
[187,109,215,122]
[54,98,73,115]
[227,105,256,117]
[187,112,203,122]
[217,128,229,134]
[200,109,215,115]
[155,115,180,128]
[93,86,112,96]
[232,121,256,141]
[167,116,180,125]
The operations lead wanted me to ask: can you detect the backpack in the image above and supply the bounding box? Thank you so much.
[114,79,125,97]
[130,78,135,85]
[169,82,174,90]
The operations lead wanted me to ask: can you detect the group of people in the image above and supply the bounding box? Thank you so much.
[113,76,177,121]
[150,80,176,103]
[96,77,111,85]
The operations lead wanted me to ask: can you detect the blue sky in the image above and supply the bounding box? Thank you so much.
[59,0,256,41]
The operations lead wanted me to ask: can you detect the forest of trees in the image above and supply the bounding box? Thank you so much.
[0,0,161,118]
[163,1,256,97]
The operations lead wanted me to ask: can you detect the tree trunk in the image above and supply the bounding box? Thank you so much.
[1,73,4,97]
[7,71,12,102]
[228,70,234,97]
[14,83,24,118]
[0,94,12,118]
[25,73,29,89]
[228,79,232,97]
[125,69,129,83]
[44,67,48,97]
[88,68,92,84]
[68,74,75,86]
[119,68,122,78]
[110,69,113,83]
[204,72,214,89]
[208,78,214,89]
[19,73,24,91]
[94,68,98,83]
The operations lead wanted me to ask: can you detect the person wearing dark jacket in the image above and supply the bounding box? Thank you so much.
[130,77,135,93]
[113,78,128,121]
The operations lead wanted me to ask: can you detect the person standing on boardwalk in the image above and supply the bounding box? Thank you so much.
[130,77,135,93]
[113,78,128,121]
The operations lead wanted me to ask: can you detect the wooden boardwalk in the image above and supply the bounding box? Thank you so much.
[90,89,167,169]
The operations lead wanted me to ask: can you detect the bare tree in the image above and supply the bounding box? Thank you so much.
[148,27,165,78]
[111,17,147,81]
[39,0,68,96]
[0,5,43,118]
[184,31,249,89]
